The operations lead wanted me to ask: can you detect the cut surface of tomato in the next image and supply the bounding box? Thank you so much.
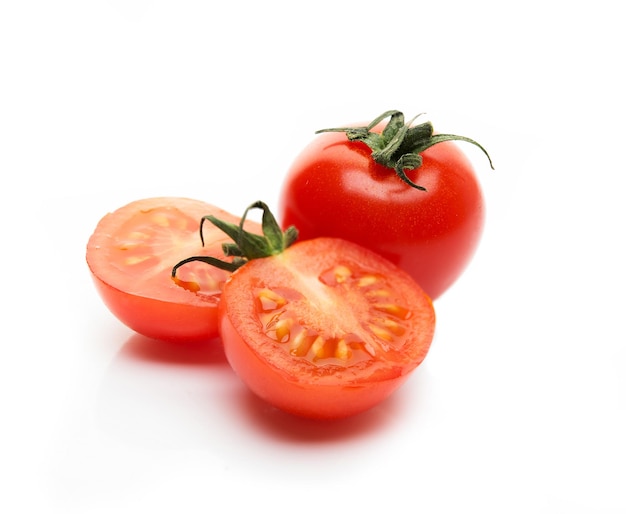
[86,197,261,343]
[218,237,436,419]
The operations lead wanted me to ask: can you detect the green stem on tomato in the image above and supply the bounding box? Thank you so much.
[316,109,494,191]
[171,201,299,278]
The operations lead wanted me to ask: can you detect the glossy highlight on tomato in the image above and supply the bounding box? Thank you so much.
[218,237,436,419]
[278,111,492,300]
[86,197,261,343]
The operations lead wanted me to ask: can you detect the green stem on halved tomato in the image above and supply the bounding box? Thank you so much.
[172,200,298,277]
[315,109,494,191]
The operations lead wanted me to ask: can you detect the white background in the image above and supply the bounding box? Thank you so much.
[2,1,625,513]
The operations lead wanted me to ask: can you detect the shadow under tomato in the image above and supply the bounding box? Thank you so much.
[236,383,412,443]
[119,333,229,367]
[112,333,425,444]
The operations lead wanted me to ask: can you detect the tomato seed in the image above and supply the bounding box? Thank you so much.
[290,329,314,357]
[335,339,351,360]
[377,317,406,336]
[368,323,394,342]
[172,276,201,293]
[357,275,379,287]
[257,288,287,311]
[310,335,326,359]
[273,319,292,343]
[151,213,171,227]
[117,231,150,250]
[333,265,352,283]
[365,288,391,298]
[124,255,152,266]
[372,303,411,320]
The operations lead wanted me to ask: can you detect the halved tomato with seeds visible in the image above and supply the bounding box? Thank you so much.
[86,197,261,343]
[218,237,436,419]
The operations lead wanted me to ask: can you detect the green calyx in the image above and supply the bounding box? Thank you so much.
[171,201,298,277]
[316,109,494,191]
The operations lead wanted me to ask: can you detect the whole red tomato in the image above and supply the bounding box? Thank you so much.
[278,110,493,300]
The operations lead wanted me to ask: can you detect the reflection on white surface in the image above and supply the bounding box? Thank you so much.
[46,332,433,512]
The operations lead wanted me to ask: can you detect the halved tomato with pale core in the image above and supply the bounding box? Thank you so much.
[86,197,261,343]
[218,237,436,419]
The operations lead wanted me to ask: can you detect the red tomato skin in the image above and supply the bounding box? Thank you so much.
[217,237,436,420]
[278,130,485,300]
[220,310,413,419]
[90,273,219,344]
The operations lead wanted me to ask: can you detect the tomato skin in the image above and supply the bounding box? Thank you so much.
[89,274,220,344]
[86,197,261,343]
[218,237,435,419]
[220,313,414,419]
[278,129,485,300]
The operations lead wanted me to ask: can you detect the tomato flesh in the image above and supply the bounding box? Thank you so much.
[278,129,485,300]
[218,238,435,419]
[86,197,261,343]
